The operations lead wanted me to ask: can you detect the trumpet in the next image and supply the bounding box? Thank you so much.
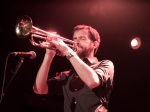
[15,15,76,50]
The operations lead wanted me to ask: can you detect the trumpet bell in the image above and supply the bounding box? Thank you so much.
[15,15,32,39]
[15,15,76,51]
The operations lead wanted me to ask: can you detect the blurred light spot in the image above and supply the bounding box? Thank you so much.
[131,37,141,49]
[90,5,99,16]
[16,27,20,34]
[99,6,105,16]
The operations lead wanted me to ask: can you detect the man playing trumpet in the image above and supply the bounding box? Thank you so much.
[33,24,114,112]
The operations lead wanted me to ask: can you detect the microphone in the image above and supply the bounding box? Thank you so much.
[10,51,36,59]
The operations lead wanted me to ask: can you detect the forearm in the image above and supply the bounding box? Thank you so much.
[49,38,100,88]
[33,51,55,94]
[68,52,100,89]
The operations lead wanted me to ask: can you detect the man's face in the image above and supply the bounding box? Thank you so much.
[73,29,95,58]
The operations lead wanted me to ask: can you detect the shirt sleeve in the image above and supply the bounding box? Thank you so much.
[94,60,114,86]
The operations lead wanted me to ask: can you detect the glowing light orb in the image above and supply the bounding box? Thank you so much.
[131,37,141,49]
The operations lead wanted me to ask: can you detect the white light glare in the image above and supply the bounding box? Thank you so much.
[131,37,141,49]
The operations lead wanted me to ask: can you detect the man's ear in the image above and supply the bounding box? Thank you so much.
[93,41,99,48]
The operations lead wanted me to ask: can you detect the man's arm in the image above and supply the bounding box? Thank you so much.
[33,50,56,94]
[68,53,100,89]
[50,39,101,89]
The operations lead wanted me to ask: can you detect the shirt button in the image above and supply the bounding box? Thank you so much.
[74,102,77,104]
[75,89,77,91]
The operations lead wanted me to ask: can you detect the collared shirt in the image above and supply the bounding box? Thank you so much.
[47,58,114,112]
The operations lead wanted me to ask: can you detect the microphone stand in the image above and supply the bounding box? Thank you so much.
[2,57,24,97]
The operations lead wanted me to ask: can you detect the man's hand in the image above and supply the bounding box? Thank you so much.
[48,37,72,56]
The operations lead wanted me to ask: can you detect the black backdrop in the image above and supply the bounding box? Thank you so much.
[0,0,150,112]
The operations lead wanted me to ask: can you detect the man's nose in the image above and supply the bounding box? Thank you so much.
[74,38,80,43]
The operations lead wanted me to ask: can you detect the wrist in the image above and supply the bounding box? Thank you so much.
[65,50,76,60]
[45,50,56,56]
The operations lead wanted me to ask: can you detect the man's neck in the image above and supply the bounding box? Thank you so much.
[81,56,98,64]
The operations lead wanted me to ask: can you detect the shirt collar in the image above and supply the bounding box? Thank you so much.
[83,58,95,66]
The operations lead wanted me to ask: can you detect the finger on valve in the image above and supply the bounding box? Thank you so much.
[47,35,58,41]
[40,41,55,49]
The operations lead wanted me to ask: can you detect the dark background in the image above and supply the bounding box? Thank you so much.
[0,0,150,112]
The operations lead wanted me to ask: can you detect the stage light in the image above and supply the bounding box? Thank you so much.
[131,37,141,49]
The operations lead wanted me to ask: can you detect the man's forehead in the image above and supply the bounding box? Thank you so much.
[73,29,89,37]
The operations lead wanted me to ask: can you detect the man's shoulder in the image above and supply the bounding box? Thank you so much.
[91,59,114,69]
[99,59,114,67]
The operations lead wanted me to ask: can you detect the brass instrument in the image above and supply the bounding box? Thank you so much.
[15,15,75,50]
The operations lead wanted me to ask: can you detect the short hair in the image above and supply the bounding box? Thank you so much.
[73,24,101,54]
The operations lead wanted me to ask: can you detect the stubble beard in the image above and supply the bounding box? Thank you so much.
[76,45,93,59]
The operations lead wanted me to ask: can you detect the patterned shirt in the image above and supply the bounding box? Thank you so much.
[47,58,114,112]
